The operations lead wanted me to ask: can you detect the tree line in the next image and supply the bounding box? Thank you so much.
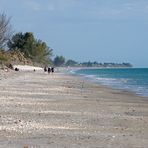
[50,56,132,68]
[0,13,54,66]
[0,13,69,67]
[0,12,133,68]
[0,13,75,67]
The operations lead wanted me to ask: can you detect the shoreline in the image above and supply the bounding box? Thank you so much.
[75,73,148,99]
[0,70,148,147]
[66,67,148,98]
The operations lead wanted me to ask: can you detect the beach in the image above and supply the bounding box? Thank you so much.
[0,69,148,148]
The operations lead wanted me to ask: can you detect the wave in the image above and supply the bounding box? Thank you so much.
[74,68,148,97]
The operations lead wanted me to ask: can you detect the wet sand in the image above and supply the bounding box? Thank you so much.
[0,70,148,148]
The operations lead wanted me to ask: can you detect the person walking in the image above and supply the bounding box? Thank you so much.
[51,67,54,73]
[48,67,51,74]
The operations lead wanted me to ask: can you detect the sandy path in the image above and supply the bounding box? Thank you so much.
[0,71,148,148]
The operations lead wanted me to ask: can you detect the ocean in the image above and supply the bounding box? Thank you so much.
[72,68,148,97]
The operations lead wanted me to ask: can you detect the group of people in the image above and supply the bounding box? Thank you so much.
[44,66,54,74]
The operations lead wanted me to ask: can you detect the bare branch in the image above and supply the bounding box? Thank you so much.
[0,13,13,49]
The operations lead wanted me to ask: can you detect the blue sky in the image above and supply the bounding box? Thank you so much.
[0,0,148,67]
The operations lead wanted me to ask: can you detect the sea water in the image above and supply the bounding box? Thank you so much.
[73,68,148,97]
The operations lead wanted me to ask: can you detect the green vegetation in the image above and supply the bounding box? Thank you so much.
[8,32,53,65]
[53,58,132,68]
[0,50,8,65]
[0,12,133,68]
[65,59,78,66]
[0,13,53,67]
[78,61,133,68]
[52,57,133,68]
[53,56,65,66]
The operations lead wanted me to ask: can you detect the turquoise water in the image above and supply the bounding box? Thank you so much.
[73,68,148,97]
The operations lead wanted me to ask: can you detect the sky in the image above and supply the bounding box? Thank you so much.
[0,0,148,67]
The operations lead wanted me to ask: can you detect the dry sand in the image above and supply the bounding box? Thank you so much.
[0,69,148,148]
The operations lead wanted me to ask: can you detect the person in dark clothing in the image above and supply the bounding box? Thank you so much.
[15,67,19,71]
[8,64,13,69]
[44,66,47,72]
[48,67,51,74]
[51,67,54,73]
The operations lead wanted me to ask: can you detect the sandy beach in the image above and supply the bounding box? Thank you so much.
[0,69,148,148]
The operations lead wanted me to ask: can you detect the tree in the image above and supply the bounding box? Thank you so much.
[30,40,53,64]
[65,59,78,66]
[8,32,53,65]
[0,13,12,49]
[53,55,65,66]
[7,32,24,50]
[23,32,36,58]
